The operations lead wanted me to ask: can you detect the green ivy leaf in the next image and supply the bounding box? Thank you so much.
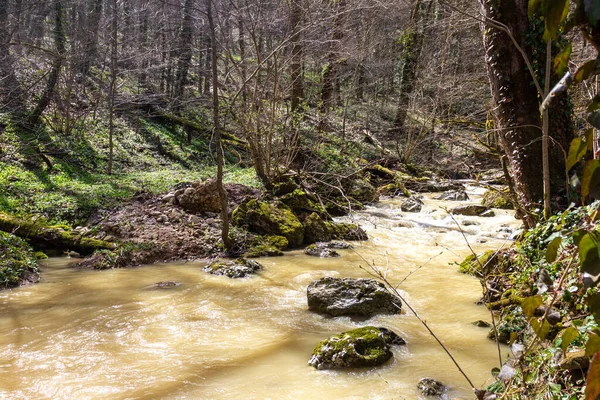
[584,0,600,26]
[586,333,600,357]
[589,293,600,325]
[581,160,600,201]
[567,137,587,171]
[530,318,551,341]
[589,93,600,113]
[554,43,572,75]
[586,352,600,400]
[542,0,570,41]
[577,231,600,276]
[575,60,599,83]
[522,295,543,319]
[546,236,562,262]
[558,326,579,353]
[588,111,600,130]
[586,128,595,152]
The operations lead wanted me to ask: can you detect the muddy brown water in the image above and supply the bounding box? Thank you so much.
[0,186,521,399]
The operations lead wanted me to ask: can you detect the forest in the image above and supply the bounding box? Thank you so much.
[1,0,600,398]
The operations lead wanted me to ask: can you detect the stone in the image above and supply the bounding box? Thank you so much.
[232,199,304,247]
[245,235,288,258]
[328,241,354,249]
[480,210,496,218]
[417,378,446,396]
[177,179,222,213]
[482,188,513,209]
[304,243,341,258]
[450,205,489,216]
[153,281,181,288]
[303,212,332,243]
[161,193,176,204]
[307,277,401,317]
[434,190,469,201]
[308,326,403,370]
[204,258,263,278]
[473,320,491,328]
[558,350,589,371]
[350,178,379,204]
[400,197,424,212]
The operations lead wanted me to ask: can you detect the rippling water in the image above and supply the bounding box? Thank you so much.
[0,186,521,399]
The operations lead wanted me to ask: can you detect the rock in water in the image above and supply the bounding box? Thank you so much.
[308,326,403,370]
[153,281,181,288]
[204,258,262,278]
[304,243,340,258]
[434,190,469,201]
[417,378,446,396]
[400,197,424,212]
[307,277,401,317]
[450,205,489,216]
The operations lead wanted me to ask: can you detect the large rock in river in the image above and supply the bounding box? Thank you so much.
[204,258,262,278]
[303,212,368,244]
[307,277,401,317]
[450,204,488,216]
[308,326,403,370]
[232,199,304,247]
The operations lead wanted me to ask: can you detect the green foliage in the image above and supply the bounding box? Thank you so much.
[0,231,38,287]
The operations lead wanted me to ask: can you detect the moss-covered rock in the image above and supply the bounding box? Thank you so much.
[458,250,497,275]
[278,189,327,219]
[231,199,305,247]
[304,243,340,258]
[350,178,379,204]
[303,212,332,243]
[204,258,263,278]
[308,326,399,370]
[482,188,513,209]
[325,221,368,241]
[0,231,39,288]
[245,235,288,258]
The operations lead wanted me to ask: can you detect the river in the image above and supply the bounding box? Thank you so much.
[0,186,520,399]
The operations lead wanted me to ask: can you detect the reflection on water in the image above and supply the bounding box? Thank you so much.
[0,186,520,399]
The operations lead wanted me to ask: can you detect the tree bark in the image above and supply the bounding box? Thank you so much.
[207,0,233,252]
[289,0,304,113]
[0,0,25,114]
[174,0,195,109]
[28,0,66,127]
[320,0,346,113]
[480,0,543,227]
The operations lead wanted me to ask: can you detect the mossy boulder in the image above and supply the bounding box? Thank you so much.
[307,277,401,317]
[0,231,39,288]
[450,204,488,216]
[304,243,340,258]
[350,178,379,204]
[482,188,513,209]
[417,378,446,396]
[245,235,288,258]
[458,250,497,275]
[231,199,304,247]
[204,258,263,278]
[303,213,368,244]
[434,190,469,201]
[278,189,327,218]
[308,326,401,370]
[400,197,423,212]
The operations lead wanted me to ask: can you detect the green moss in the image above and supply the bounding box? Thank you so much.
[482,188,513,209]
[303,212,331,244]
[245,235,288,257]
[34,251,48,260]
[325,221,368,241]
[0,231,39,288]
[232,199,304,247]
[458,250,496,276]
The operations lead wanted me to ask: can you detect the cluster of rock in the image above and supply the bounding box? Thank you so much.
[204,258,263,279]
[304,241,353,258]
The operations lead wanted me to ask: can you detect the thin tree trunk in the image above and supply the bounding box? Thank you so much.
[289,0,303,112]
[174,0,195,109]
[320,0,346,113]
[542,39,551,219]
[0,0,25,114]
[28,0,66,127]
[207,0,233,252]
[108,0,118,175]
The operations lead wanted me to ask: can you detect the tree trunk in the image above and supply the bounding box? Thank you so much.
[480,0,543,227]
[77,0,102,79]
[108,0,118,175]
[28,0,66,127]
[289,0,304,113]
[393,0,432,134]
[174,0,195,109]
[320,0,346,113]
[207,0,233,252]
[0,0,25,114]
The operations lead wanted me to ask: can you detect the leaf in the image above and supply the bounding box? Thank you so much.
[589,293,600,325]
[567,138,587,171]
[554,43,572,76]
[558,326,579,353]
[586,333,600,357]
[588,94,600,113]
[586,128,595,152]
[542,0,569,41]
[575,60,599,83]
[582,160,600,202]
[585,352,600,400]
[588,111,600,130]
[529,0,542,17]
[529,317,551,341]
[584,0,600,26]
[577,231,600,276]
[522,295,544,318]
[546,236,562,262]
